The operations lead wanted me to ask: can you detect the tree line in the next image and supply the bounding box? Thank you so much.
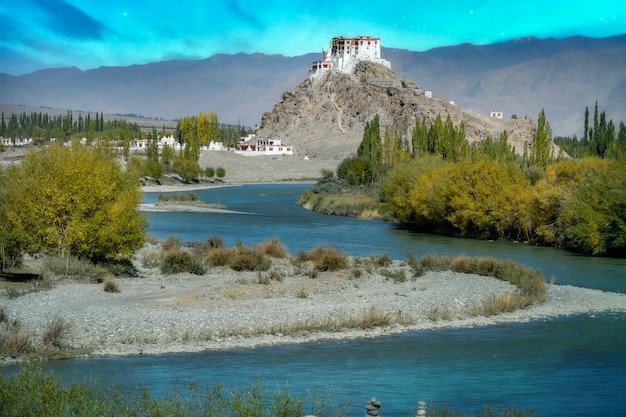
[0,110,142,142]
[0,110,254,149]
[554,100,626,159]
[336,104,625,256]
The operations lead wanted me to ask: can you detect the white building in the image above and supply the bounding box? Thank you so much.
[309,36,392,79]
[490,110,504,119]
[235,138,293,156]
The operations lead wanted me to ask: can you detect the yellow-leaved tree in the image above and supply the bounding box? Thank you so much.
[0,143,146,267]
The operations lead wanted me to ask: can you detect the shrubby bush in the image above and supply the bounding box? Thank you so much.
[160,250,206,275]
[295,246,349,272]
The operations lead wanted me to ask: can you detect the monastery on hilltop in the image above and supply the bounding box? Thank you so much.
[309,36,392,79]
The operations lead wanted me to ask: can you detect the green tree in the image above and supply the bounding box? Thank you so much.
[160,143,174,167]
[0,144,146,264]
[560,158,626,254]
[357,115,382,181]
[530,109,554,169]
[172,152,201,182]
[337,156,373,186]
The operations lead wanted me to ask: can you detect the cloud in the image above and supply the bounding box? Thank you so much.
[29,0,108,40]
[225,0,266,30]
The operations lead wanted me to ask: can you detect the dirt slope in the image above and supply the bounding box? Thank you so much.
[256,61,535,160]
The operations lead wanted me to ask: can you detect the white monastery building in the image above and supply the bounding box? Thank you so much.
[235,137,293,156]
[309,36,392,79]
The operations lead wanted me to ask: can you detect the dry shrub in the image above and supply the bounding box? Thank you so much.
[231,254,259,271]
[42,317,72,348]
[205,247,232,267]
[231,247,270,271]
[296,246,349,272]
[207,235,224,249]
[161,250,206,275]
[103,279,120,293]
[257,239,287,258]
[369,253,392,267]
[161,236,181,253]
[480,293,520,317]
[141,251,161,268]
[426,306,455,322]
[1,326,34,356]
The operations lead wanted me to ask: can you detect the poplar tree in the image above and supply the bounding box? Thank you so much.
[530,109,553,169]
[357,115,382,180]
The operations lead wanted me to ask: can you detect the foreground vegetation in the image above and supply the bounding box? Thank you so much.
[0,364,535,417]
[301,105,626,256]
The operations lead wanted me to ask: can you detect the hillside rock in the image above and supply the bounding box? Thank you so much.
[257,61,535,159]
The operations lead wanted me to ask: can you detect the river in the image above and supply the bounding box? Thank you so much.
[19,184,626,415]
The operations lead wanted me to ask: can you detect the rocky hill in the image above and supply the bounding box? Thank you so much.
[256,61,535,160]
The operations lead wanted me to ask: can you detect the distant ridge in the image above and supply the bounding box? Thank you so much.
[1,34,625,135]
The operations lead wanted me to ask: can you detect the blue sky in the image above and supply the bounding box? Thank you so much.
[1,0,624,75]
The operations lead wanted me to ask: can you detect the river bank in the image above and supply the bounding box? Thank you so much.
[2,249,625,361]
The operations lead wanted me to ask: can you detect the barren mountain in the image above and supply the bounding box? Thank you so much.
[1,35,624,138]
[256,61,534,160]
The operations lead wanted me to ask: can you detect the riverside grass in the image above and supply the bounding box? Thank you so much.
[0,364,349,417]
[0,365,535,417]
[408,253,547,312]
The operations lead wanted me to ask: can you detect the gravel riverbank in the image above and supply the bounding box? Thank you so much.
[3,254,625,359]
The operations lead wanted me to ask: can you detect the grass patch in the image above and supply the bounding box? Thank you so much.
[351,268,363,279]
[426,306,455,322]
[157,191,199,202]
[369,252,392,267]
[298,192,384,218]
[0,364,350,417]
[380,268,407,283]
[41,255,107,282]
[411,254,547,315]
[269,308,414,335]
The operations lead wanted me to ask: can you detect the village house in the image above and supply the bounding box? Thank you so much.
[235,136,293,156]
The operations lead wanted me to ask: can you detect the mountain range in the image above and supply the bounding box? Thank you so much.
[1,34,625,136]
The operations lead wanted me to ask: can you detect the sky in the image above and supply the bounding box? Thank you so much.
[1,0,624,75]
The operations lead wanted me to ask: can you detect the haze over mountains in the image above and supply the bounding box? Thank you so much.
[1,34,625,136]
